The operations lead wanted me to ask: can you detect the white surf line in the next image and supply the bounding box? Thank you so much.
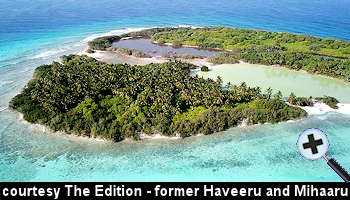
[299,103,350,115]
[0,106,8,112]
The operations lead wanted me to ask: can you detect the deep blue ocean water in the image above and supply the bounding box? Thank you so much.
[1,0,350,181]
[1,0,350,67]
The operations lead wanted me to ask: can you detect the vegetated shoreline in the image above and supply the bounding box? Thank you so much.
[15,108,179,142]
[11,109,298,143]
[297,102,350,115]
[82,48,214,68]
[158,43,350,84]
[13,101,350,143]
[16,112,109,142]
[85,46,350,89]
[81,36,219,67]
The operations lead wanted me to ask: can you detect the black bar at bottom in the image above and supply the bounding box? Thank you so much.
[0,182,349,199]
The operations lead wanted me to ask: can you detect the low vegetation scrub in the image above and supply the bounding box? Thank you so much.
[88,35,121,50]
[88,27,187,50]
[152,27,350,58]
[288,93,314,106]
[162,52,205,59]
[86,48,95,53]
[110,47,151,58]
[200,66,209,72]
[288,93,339,109]
[207,52,239,64]
[315,96,339,109]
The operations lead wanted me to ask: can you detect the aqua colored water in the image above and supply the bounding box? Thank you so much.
[199,64,350,103]
[1,0,350,181]
[1,110,350,181]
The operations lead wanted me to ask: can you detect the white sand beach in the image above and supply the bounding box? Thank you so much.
[299,103,350,115]
[139,133,181,140]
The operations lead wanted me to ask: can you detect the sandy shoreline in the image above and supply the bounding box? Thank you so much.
[152,40,227,52]
[299,102,350,115]
[13,100,350,144]
[16,112,109,143]
[139,133,181,140]
[82,48,214,67]
[15,111,184,142]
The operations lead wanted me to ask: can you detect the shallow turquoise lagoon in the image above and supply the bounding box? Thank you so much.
[1,110,350,181]
[199,64,350,103]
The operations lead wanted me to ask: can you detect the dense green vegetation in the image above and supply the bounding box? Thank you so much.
[171,98,307,137]
[200,66,209,72]
[123,27,184,39]
[10,55,306,141]
[110,47,151,58]
[151,27,350,81]
[229,46,350,81]
[287,93,339,109]
[152,27,350,58]
[316,96,339,109]
[162,52,205,60]
[287,93,314,106]
[86,48,95,53]
[88,27,188,50]
[207,52,240,64]
[88,35,122,50]
[203,45,350,81]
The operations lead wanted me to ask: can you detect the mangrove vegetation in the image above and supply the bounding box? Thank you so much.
[110,47,151,58]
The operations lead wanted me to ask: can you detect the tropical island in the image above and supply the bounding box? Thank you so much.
[11,54,310,141]
[10,26,349,142]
